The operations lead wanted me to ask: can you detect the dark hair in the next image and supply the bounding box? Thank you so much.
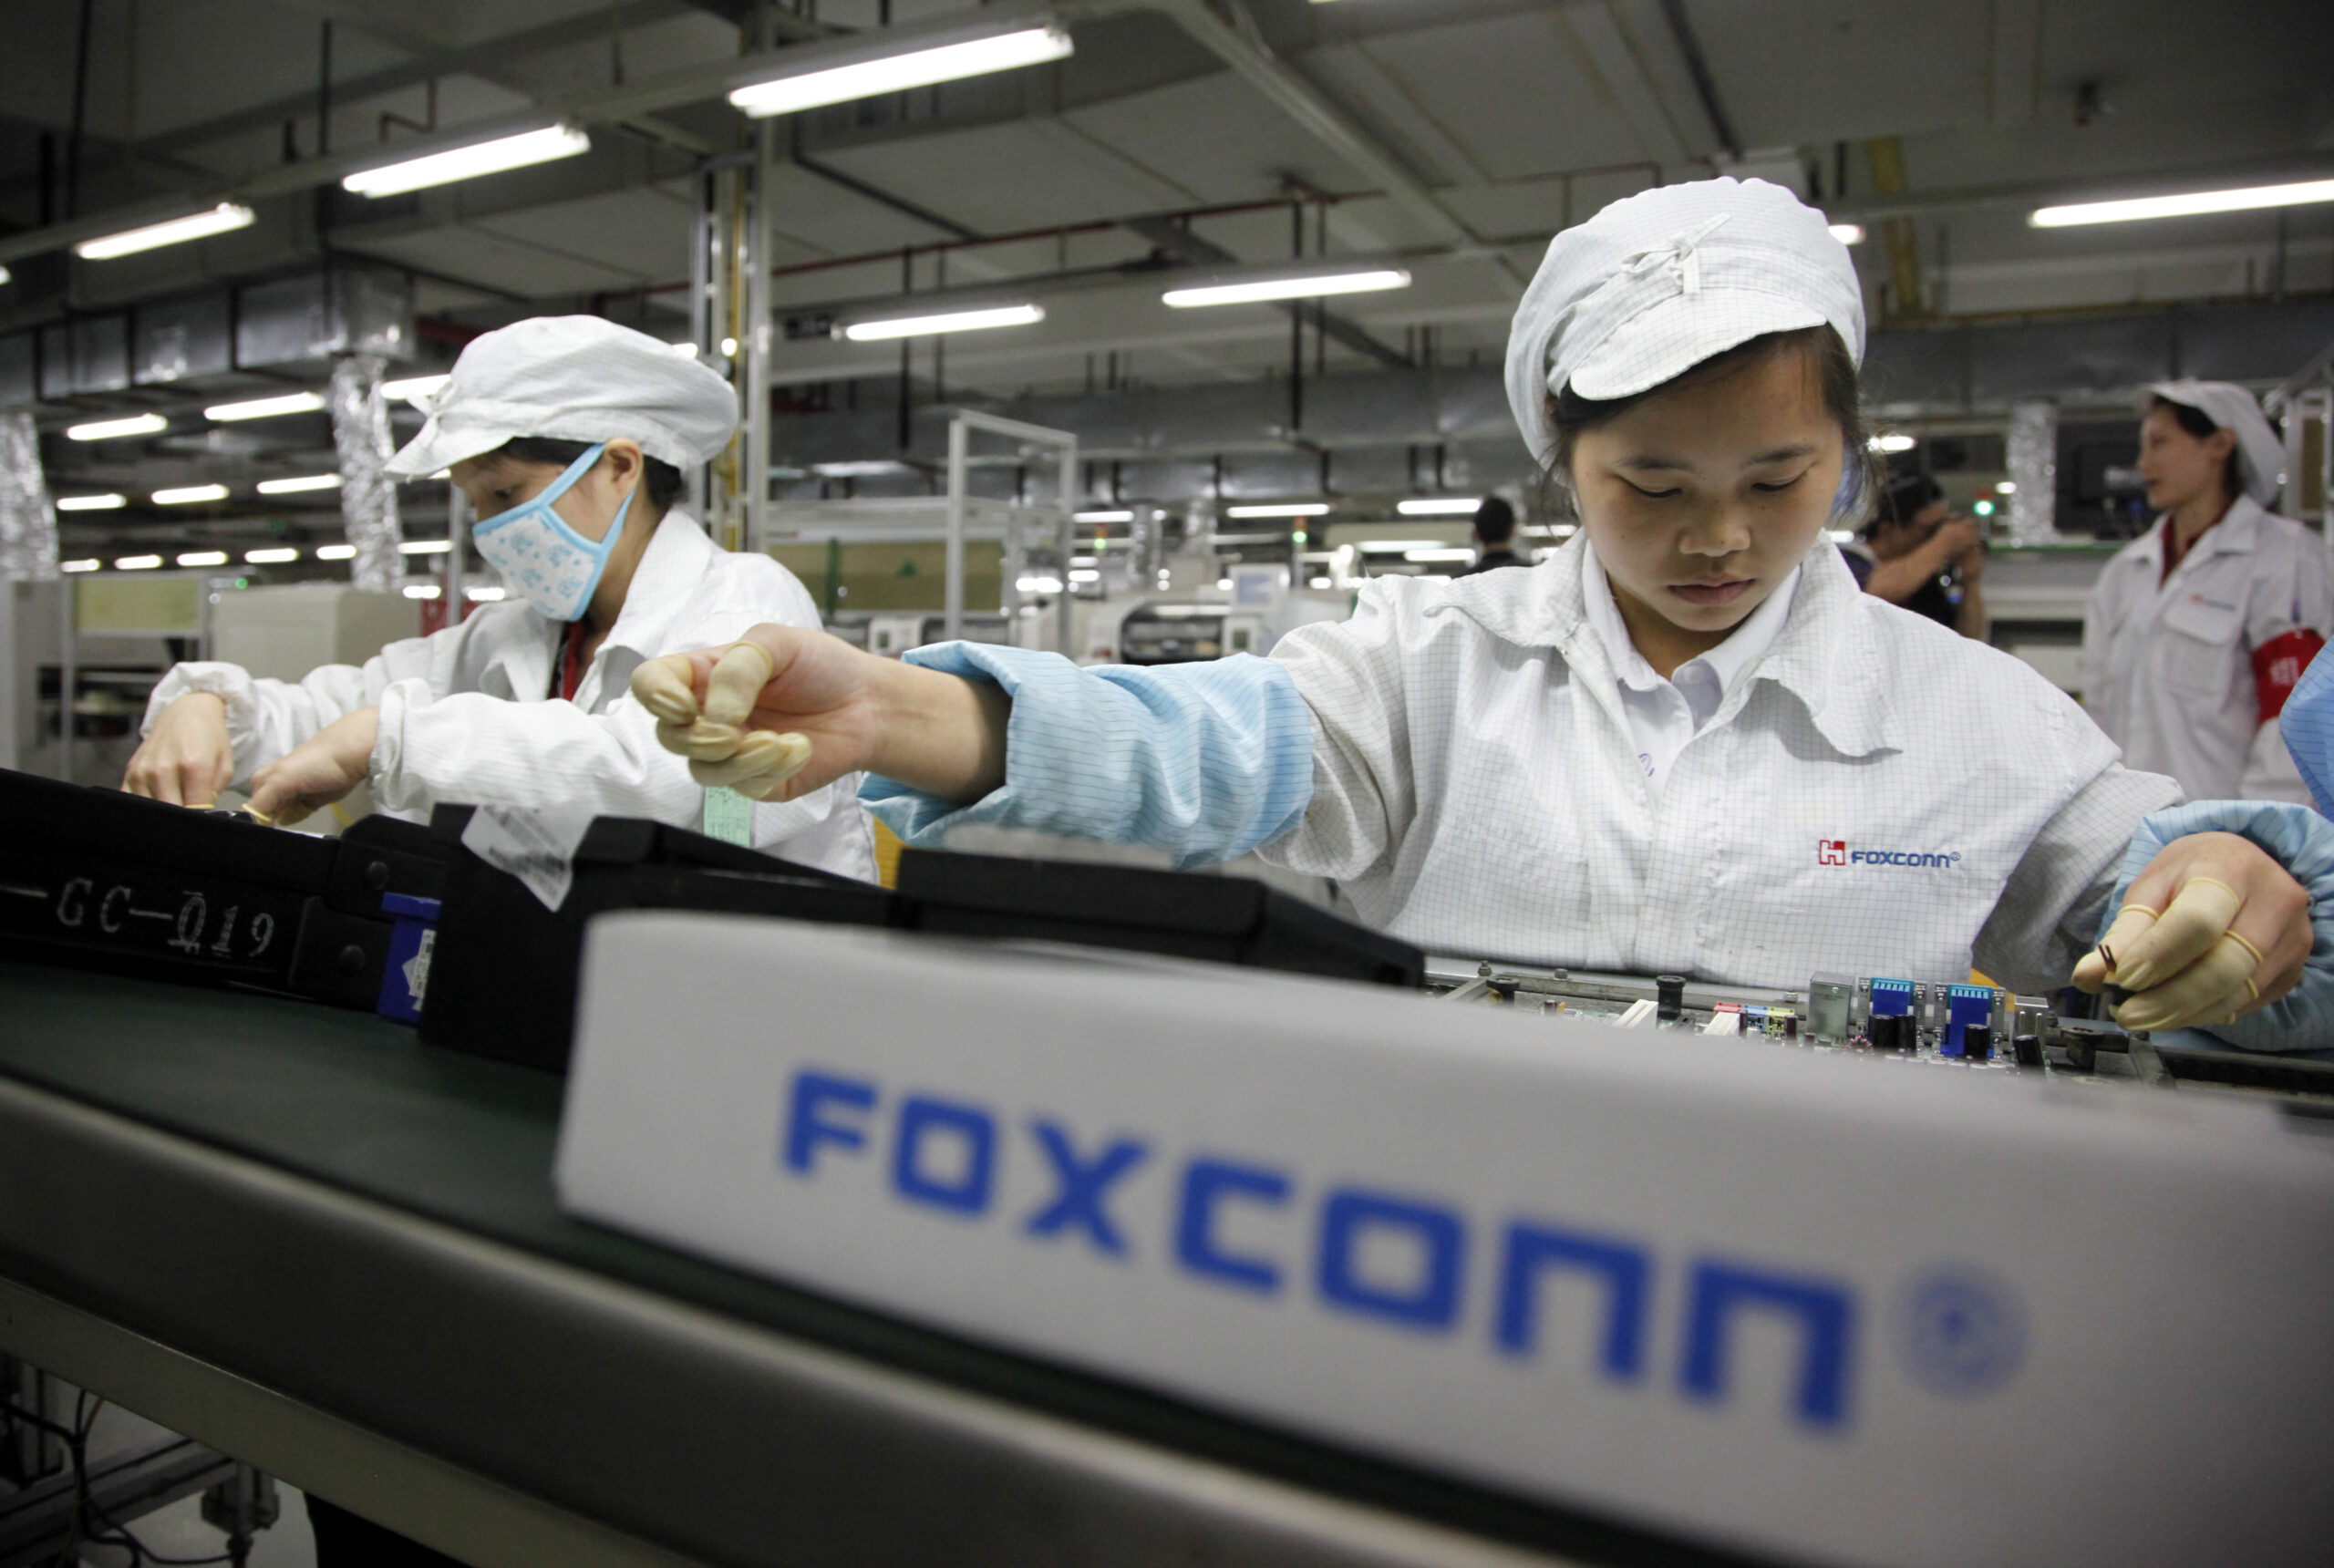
[497,437,687,512]
[1472,495,1517,545]
[2149,397,2243,500]
[1870,471,1944,534]
[1539,326,1878,524]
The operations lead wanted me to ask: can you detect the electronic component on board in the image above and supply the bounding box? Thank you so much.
[1655,974,1686,1024]
[2013,1033,2044,1068]
[1942,983,2002,1058]
[1868,977,1916,1022]
[1806,975,1854,1043]
[1964,1024,1994,1063]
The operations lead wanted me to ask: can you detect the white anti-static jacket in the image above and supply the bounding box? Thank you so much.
[872,538,2182,993]
[143,511,876,882]
[2083,497,2332,805]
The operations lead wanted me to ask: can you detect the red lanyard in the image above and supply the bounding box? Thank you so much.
[555,621,591,701]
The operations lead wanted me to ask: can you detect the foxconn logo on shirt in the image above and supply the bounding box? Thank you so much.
[1817,840,1961,870]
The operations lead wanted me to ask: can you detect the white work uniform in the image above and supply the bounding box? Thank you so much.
[1262,539,2179,991]
[144,511,876,881]
[2082,497,2333,804]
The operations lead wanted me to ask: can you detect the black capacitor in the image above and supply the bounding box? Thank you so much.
[1656,974,1686,1024]
[1964,1024,1993,1063]
[1783,1013,1800,1040]
[1869,1014,1894,1050]
[2012,1033,2044,1068]
[1885,1014,1914,1052]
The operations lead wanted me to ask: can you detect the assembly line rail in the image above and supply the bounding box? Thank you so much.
[0,959,1763,1568]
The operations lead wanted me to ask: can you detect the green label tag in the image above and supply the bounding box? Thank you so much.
[701,786,755,846]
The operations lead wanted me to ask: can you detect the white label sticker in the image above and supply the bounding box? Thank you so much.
[460,804,595,911]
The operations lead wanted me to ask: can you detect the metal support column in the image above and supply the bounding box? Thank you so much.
[744,116,774,557]
[945,418,969,642]
[686,168,713,525]
[442,486,467,614]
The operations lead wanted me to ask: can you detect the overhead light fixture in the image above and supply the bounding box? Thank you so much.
[1225,502,1330,518]
[56,493,128,511]
[1827,223,1866,245]
[257,474,343,495]
[1017,574,1066,594]
[62,559,100,573]
[67,413,168,441]
[841,304,1044,341]
[206,391,325,422]
[1163,267,1410,309]
[344,124,592,198]
[1995,480,2017,494]
[1403,548,1478,563]
[315,543,356,560]
[465,584,506,602]
[1355,539,1450,552]
[400,539,453,554]
[1074,510,1134,523]
[1869,433,1916,453]
[74,202,255,260]
[403,583,444,600]
[380,374,450,406]
[245,547,301,563]
[2030,177,2334,228]
[1397,497,1482,516]
[729,24,1072,119]
[177,551,229,567]
[115,554,163,571]
[153,484,230,505]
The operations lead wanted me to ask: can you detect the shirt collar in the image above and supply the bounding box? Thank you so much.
[1579,540,1801,700]
[596,508,717,659]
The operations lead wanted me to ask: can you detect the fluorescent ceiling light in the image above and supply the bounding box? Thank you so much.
[257,473,343,495]
[403,583,443,599]
[1074,510,1133,522]
[177,551,229,567]
[1869,433,1916,453]
[380,374,450,406]
[400,539,453,554]
[1164,269,1410,309]
[842,304,1044,341]
[344,125,591,198]
[207,391,325,422]
[2030,177,2334,228]
[1225,502,1330,518]
[1017,574,1065,594]
[811,459,913,477]
[1827,223,1865,245]
[115,554,162,571]
[74,202,254,260]
[67,413,168,441]
[62,559,99,573]
[153,484,229,505]
[1396,497,1482,516]
[1355,539,1448,552]
[315,543,356,560]
[1995,480,2017,494]
[1404,548,1477,563]
[245,547,301,563]
[465,584,506,602]
[730,26,1072,119]
[56,493,128,511]
[1068,569,1100,583]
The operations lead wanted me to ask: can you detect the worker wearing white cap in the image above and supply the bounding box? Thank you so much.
[2083,380,2329,804]
[124,315,874,882]
[634,179,2334,1049]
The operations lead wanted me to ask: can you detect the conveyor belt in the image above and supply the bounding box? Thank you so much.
[0,960,1763,1568]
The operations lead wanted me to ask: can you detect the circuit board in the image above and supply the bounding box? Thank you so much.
[1428,956,2334,1105]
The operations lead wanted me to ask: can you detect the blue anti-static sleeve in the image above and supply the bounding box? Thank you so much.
[859,643,1317,871]
[2102,800,2334,1053]
[2280,648,2334,817]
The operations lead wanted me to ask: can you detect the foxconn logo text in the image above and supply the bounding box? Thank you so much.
[1817,840,1961,870]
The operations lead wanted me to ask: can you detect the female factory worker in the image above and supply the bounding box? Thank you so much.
[2083,381,2329,804]
[122,315,874,882]
[641,180,2334,1046]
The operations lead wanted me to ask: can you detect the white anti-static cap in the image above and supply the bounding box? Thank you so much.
[385,315,738,478]
[1505,177,1866,466]
[2139,379,2285,507]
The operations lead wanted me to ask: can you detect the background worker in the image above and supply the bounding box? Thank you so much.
[1459,496,1527,574]
[121,315,874,881]
[2084,380,2330,804]
[1840,472,1987,637]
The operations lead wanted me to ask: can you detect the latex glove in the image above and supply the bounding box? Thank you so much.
[122,692,234,807]
[632,634,862,802]
[2073,802,2334,1047]
[248,707,379,826]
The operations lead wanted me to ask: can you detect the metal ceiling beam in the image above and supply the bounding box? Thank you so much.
[1655,0,1740,160]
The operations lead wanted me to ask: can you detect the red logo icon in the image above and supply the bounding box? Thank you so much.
[1817,840,1847,866]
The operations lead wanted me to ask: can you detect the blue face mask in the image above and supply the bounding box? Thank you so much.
[470,443,638,622]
